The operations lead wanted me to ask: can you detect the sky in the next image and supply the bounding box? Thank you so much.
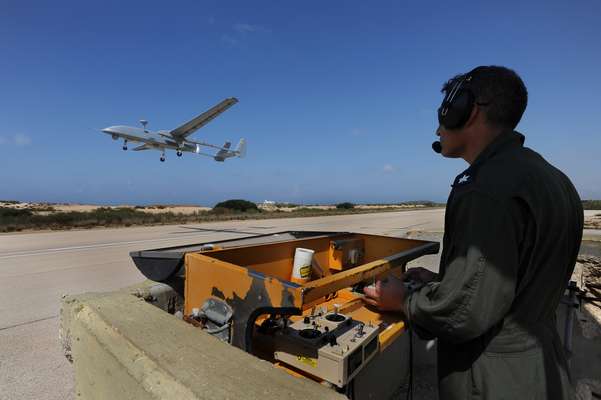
[1,0,600,206]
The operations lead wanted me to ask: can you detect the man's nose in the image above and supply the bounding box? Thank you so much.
[436,126,442,137]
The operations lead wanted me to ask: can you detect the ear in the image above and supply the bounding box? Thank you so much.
[464,103,480,128]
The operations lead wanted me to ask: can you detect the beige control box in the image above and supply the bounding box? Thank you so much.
[271,310,379,388]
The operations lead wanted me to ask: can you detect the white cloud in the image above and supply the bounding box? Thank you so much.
[383,164,395,173]
[221,35,238,46]
[0,134,32,146]
[221,24,270,48]
[233,23,270,34]
[234,23,255,33]
[14,133,32,146]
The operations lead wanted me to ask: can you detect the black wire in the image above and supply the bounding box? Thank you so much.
[244,307,301,353]
[406,325,414,400]
[345,379,355,399]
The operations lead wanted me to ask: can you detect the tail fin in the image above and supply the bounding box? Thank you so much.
[235,138,246,158]
[213,141,232,162]
[213,139,245,162]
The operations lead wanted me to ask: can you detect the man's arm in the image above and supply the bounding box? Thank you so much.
[406,189,521,343]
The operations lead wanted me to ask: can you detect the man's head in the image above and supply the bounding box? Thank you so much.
[436,66,528,162]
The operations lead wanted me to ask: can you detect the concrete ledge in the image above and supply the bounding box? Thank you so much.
[60,285,345,400]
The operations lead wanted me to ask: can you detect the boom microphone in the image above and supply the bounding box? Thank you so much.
[432,141,442,154]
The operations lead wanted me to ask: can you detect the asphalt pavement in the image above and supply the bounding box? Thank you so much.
[0,208,445,400]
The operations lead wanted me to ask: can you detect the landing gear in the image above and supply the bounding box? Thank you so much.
[177,150,183,157]
[160,151,165,162]
[122,139,128,151]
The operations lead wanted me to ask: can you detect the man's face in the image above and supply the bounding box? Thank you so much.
[437,124,467,158]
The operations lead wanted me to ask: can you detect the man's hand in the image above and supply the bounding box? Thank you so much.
[363,275,407,312]
[402,267,437,284]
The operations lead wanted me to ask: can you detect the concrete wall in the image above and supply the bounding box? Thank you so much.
[60,283,345,400]
[60,280,601,400]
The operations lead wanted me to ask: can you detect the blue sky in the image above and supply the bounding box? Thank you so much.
[1,0,599,206]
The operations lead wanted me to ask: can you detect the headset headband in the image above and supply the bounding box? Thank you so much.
[440,74,473,117]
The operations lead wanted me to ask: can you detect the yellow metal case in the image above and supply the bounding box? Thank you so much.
[184,232,437,350]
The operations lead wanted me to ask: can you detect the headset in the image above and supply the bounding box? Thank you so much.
[437,68,479,129]
[433,67,488,153]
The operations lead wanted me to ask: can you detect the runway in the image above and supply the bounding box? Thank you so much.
[0,209,445,400]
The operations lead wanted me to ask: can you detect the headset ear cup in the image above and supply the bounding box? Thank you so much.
[441,89,475,129]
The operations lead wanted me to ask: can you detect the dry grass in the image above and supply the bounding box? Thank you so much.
[0,201,438,233]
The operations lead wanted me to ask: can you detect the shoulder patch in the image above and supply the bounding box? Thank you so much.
[452,166,478,188]
[458,174,471,184]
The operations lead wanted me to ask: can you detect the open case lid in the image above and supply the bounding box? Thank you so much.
[130,231,343,281]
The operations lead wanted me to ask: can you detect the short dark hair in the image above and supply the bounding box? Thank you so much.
[442,66,528,130]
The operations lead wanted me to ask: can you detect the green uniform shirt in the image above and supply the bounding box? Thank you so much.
[407,131,583,400]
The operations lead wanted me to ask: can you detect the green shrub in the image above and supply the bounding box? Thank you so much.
[0,207,33,218]
[274,203,299,208]
[295,207,321,213]
[582,200,601,210]
[35,206,56,212]
[213,199,259,212]
[210,207,234,215]
[336,202,355,210]
[396,200,445,207]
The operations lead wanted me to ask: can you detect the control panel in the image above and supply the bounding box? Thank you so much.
[261,306,380,388]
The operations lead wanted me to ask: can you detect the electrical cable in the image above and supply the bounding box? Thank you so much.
[344,379,355,399]
[205,322,231,335]
[244,306,302,353]
[406,324,414,400]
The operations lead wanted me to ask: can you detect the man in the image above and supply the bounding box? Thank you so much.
[364,66,583,399]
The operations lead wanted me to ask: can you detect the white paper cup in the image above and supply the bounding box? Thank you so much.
[291,248,314,284]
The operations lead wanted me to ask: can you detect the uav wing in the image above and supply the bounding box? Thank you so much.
[169,97,238,140]
[132,143,153,151]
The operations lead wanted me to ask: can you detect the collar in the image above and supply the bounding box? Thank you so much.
[471,130,525,169]
[451,130,525,189]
